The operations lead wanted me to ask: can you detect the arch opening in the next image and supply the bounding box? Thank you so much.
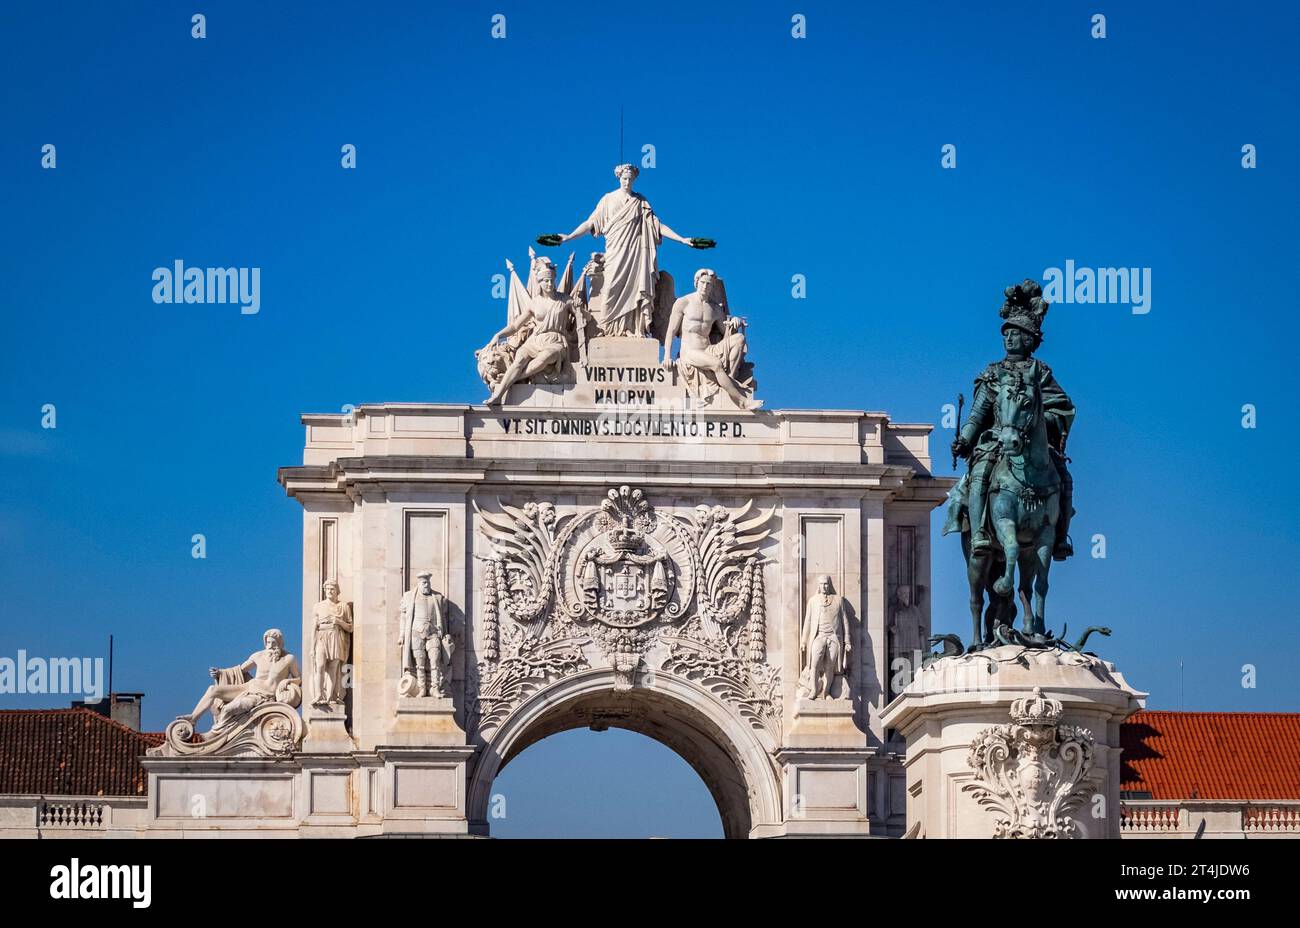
[468,670,781,839]
[492,728,724,838]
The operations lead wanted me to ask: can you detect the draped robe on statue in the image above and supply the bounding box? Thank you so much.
[587,190,662,335]
[209,652,298,733]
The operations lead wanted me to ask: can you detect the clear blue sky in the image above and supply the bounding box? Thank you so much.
[2,1,1297,837]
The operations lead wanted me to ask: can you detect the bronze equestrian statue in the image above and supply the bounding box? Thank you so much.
[944,280,1077,649]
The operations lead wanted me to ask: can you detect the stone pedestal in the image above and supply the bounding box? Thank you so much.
[299,753,361,835]
[379,698,472,834]
[788,697,860,748]
[770,746,877,837]
[766,698,877,836]
[377,746,475,835]
[302,703,354,752]
[390,696,464,747]
[880,645,1146,839]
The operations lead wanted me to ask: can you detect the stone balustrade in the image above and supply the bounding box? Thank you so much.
[1244,803,1300,834]
[1119,801,1180,834]
[0,795,149,838]
[1121,800,1300,838]
[38,800,107,829]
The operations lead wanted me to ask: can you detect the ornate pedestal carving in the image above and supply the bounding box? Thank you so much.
[964,687,1097,838]
[880,645,1146,839]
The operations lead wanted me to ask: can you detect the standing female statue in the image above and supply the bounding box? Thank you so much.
[542,164,712,337]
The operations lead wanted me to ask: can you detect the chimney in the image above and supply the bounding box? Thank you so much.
[71,692,144,731]
[109,693,143,731]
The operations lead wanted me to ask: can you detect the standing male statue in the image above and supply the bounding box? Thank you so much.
[312,579,353,706]
[399,570,454,698]
[800,575,851,700]
[889,585,926,697]
[544,164,711,337]
[661,268,761,410]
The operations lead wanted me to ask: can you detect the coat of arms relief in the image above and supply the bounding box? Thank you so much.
[962,686,1098,838]
[469,486,779,741]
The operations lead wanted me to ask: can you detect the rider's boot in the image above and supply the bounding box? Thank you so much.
[969,489,992,555]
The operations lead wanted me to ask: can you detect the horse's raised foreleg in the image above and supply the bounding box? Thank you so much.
[991,495,1020,598]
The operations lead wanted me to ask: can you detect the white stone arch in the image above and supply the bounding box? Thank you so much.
[467,668,782,839]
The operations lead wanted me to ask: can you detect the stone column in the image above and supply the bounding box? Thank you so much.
[880,646,1146,839]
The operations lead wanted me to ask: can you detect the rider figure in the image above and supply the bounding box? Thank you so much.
[951,281,1076,561]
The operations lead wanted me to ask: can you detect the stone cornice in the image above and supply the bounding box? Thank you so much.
[280,454,953,502]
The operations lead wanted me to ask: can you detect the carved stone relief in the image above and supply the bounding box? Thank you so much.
[962,686,1097,838]
[469,486,778,740]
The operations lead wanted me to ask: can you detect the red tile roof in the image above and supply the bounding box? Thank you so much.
[0,708,163,797]
[1121,710,1300,801]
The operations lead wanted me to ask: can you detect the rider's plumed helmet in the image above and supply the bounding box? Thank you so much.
[999,279,1049,349]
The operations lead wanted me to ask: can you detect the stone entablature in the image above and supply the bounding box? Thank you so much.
[300,404,933,472]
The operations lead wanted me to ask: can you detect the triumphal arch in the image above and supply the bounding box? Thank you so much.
[142,166,949,837]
